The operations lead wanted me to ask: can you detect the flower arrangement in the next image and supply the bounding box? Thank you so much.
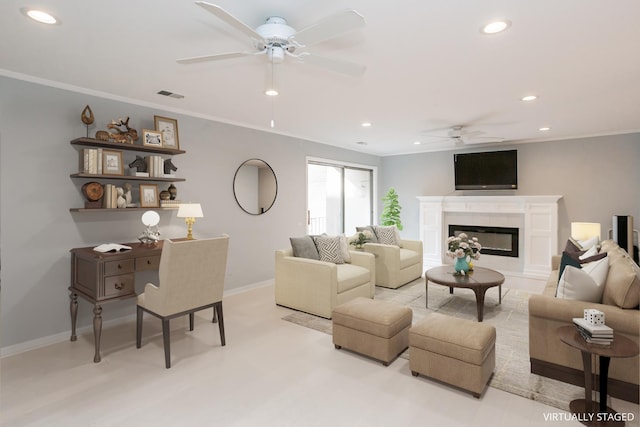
[446,233,482,260]
[349,230,373,248]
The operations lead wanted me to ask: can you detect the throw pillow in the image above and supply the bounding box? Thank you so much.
[339,234,351,263]
[556,257,609,302]
[557,251,582,286]
[289,236,320,260]
[314,236,344,264]
[356,226,379,243]
[602,256,640,308]
[578,236,599,250]
[373,226,399,246]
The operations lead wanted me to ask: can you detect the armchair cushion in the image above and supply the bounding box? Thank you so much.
[337,263,373,293]
[400,248,421,270]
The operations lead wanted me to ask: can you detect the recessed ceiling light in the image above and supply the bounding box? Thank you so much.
[539,127,551,131]
[413,141,422,145]
[481,19,511,35]
[361,122,372,127]
[22,8,58,24]
[264,89,278,96]
[521,95,537,102]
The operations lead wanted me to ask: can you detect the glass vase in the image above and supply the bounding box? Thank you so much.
[454,256,470,274]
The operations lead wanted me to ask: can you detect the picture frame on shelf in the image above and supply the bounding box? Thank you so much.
[154,115,179,149]
[142,129,163,148]
[139,184,159,208]
[102,150,123,175]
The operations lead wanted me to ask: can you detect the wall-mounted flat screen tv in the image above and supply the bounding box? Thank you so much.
[454,149,518,190]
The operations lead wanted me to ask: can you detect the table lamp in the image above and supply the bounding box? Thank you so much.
[571,222,601,241]
[177,203,203,240]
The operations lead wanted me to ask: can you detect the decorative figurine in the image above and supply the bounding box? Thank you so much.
[128,156,148,173]
[164,158,178,175]
[122,183,133,207]
[139,211,161,245]
[81,105,95,138]
[95,117,139,144]
[116,187,126,209]
[168,184,177,200]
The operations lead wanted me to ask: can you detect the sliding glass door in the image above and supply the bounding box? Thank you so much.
[307,160,374,235]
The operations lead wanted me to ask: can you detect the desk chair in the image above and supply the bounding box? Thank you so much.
[136,236,229,368]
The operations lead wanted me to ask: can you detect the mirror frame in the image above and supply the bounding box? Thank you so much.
[232,158,278,215]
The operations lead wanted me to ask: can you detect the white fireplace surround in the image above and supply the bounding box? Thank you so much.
[417,195,563,278]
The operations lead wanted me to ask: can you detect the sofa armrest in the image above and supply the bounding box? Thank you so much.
[529,294,640,335]
[551,255,562,271]
[274,249,339,317]
[401,239,423,256]
[348,250,376,295]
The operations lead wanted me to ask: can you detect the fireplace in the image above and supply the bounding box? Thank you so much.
[448,224,519,258]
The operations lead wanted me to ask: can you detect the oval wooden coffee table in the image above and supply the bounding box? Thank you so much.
[425,266,504,322]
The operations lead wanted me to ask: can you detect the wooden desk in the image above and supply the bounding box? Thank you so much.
[69,241,164,362]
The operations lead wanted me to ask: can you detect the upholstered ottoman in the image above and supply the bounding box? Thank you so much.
[409,312,496,397]
[332,297,413,366]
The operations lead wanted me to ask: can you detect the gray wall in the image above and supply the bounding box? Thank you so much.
[0,76,381,349]
[380,134,640,247]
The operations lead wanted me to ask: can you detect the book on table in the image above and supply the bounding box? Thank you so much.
[573,317,614,346]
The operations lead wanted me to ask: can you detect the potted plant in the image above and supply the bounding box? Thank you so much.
[380,187,403,230]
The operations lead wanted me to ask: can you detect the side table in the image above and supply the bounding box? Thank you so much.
[557,325,639,426]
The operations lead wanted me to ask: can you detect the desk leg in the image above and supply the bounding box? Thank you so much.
[93,304,103,363]
[69,289,78,342]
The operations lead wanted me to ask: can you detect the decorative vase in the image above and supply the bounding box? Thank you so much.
[454,256,470,274]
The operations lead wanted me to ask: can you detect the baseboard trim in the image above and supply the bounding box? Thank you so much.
[530,358,639,404]
[0,279,274,358]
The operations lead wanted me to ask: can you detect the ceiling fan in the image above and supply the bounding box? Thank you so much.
[423,125,504,145]
[177,2,367,76]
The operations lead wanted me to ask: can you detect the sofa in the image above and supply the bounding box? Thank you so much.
[275,235,375,318]
[528,240,640,403]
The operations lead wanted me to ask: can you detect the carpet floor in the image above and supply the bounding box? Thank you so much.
[282,278,587,411]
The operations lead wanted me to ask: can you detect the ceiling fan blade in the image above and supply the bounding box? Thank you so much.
[297,53,365,76]
[176,51,251,64]
[463,136,505,144]
[195,2,265,43]
[461,130,485,138]
[292,9,365,47]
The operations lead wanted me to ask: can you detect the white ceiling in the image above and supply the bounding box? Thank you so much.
[2,0,639,156]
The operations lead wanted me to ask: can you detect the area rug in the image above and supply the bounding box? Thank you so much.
[282,278,585,411]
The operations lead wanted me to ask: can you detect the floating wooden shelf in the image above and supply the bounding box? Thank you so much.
[71,137,186,155]
[70,173,185,182]
[69,207,179,213]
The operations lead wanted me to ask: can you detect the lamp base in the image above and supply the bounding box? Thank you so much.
[184,217,196,240]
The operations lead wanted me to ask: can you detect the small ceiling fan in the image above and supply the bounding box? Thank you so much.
[177,2,367,76]
[423,125,504,145]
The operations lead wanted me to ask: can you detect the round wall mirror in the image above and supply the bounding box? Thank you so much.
[233,159,278,215]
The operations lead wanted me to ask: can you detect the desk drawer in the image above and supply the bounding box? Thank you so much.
[136,256,160,271]
[104,259,134,276]
[104,274,135,297]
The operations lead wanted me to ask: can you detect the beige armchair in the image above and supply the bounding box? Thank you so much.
[136,237,229,368]
[275,249,375,318]
[363,239,423,288]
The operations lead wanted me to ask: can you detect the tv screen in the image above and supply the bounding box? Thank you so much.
[454,150,518,190]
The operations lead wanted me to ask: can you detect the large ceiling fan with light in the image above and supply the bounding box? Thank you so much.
[423,125,505,145]
[177,2,367,76]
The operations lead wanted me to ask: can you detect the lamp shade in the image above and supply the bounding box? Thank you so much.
[177,203,203,218]
[571,222,601,241]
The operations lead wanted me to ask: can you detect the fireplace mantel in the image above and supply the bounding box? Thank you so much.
[417,195,563,277]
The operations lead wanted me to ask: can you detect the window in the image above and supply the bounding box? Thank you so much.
[307,159,376,235]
